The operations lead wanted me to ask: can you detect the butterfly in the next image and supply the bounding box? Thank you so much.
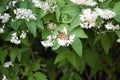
[58,31,69,40]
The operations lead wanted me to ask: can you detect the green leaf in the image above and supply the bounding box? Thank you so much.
[42,27,51,39]
[71,27,88,38]
[66,52,76,67]
[70,15,81,31]
[52,39,60,50]
[72,38,82,56]
[10,48,18,63]
[0,49,8,64]
[85,49,99,68]
[28,76,35,80]
[114,2,120,12]
[77,56,85,73]
[101,34,112,54]
[114,12,120,22]
[21,38,30,47]
[62,4,79,16]
[61,14,73,23]
[94,35,102,44]
[55,8,61,22]
[0,65,8,75]
[54,52,66,64]
[36,20,44,30]
[0,6,6,13]
[20,0,28,8]
[26,20,37,37]
[43,13,54,22]
[34,72,47,80]
[11,20,23,30]
[11,76,19,80]
[73,73,83,80]
[56,0,65,7]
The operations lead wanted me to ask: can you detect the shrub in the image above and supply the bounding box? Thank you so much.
[0,0,120,80]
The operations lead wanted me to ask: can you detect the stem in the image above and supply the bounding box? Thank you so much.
[30,46,35,61]
[85,69,90,80]
[99,71,102,80]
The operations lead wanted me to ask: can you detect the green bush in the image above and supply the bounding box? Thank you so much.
[0,0,120,80]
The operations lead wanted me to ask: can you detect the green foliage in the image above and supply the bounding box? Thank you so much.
[0,0,120,80]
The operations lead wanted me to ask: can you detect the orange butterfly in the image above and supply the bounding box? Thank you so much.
[58,31,69,40]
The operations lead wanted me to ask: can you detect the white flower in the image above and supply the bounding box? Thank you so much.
[10,32,21,45]
[32,0,57,12]
[105,23,119,30]
[57,27,75,46]
[117,39,120,43]
[0,28,4,33]
[95,8,116,19]
[14,8,36,21]
[41,40,54,47]
[2,75,8,80]
[0,13,11,23]
[80,9,98,29]
[3,61,14,68]
[20,30,27,39]
[57,34,75,46]
[98,0,106,3]
[41,35,56,47]
[47,22,57,30]
[70,0,97,6]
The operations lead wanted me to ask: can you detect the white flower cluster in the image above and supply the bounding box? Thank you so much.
[32,0,57,13]
[0,13,11,23]
[3,61,14,68]
[2,61,14,80]
[20,30,27,39]
[57,27,75,46]
[10,31,27,45]
[98,0,106,3]
[10,32,21,45]
[70,0,97,6]
[41,35,56,47]
[47,22,57,30]
[41,27,75,47]
[14,8,36,21]
[117,39,120,43]
[95,8,116,20]
[6,0,24,9]
[0,28,4,33]
[2,75,8,80]
[105,23,119,30]
[80,9,98,29]
[80,8,116,29]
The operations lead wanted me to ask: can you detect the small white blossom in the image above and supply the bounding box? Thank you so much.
[70,0,97,6]
[41,35,56,47]
[117,39,120,43]
[95,8,116,19]
[20,30,27,39]
[0,13,11,23]
[105,23,119,30]
[57,35,75,46]
[14,8,36,21]
[57,27,75,46]
[10,32,21,45]
[2,75,8,80]
[80,9,98,29]
[47,22,57,30]
[32,0,57,13]
[0,28,4,33]
[98,0,106,3]
[3,61,14,68]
